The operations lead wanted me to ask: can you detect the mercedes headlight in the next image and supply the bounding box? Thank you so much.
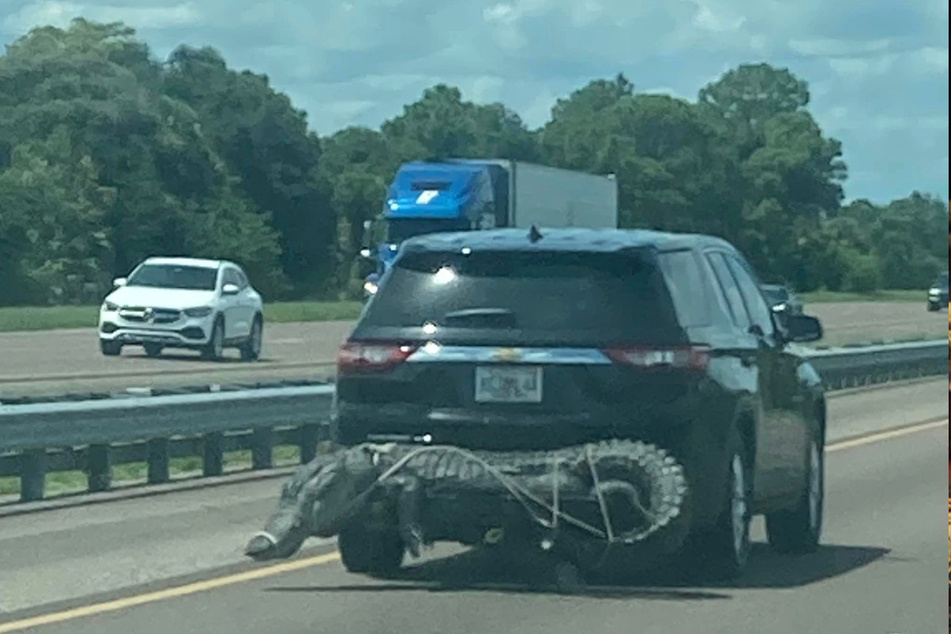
[102,301,119,312]
[184,306,214,318]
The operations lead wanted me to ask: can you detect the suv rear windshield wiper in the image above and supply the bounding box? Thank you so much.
[442,308,517,328]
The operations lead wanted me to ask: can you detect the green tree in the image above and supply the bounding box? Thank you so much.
[381,84,539,161]
[0,20,287,302]
[318,126,396,290]
[163,45,334,295]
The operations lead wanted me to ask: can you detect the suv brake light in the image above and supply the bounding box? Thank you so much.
[337,342,417,374]
[603,345,710,370]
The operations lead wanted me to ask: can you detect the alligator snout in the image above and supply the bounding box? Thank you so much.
[245,533,279,560]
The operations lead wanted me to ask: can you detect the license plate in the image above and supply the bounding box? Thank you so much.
[474,366,543,403]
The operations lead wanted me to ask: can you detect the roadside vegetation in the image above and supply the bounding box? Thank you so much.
[0,20,947,312]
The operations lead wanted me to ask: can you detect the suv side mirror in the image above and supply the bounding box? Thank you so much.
[786,314,823,343]
[113,277,127,288]
[222,283,240,296]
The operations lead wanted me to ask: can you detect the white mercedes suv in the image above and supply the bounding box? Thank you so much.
[98,257,264,361]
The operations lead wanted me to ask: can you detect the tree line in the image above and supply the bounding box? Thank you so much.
[0,19,946,306]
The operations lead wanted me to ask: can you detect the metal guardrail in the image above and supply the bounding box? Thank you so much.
[0,340,946,505]
[803,339,948,390]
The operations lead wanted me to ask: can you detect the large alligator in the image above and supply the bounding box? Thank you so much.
[246,440,691,578]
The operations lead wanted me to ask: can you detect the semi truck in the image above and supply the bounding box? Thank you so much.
[360,159,619,297]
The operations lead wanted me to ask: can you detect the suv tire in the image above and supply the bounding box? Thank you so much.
[240,316,263,361]
[100,340,122,357]
[201,318,225,361]
[688,430,752,581]
[766,434,823,554]
[338,524,405,577]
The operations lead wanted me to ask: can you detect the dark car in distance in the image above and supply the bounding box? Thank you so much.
[331,227,828,579]
[761,283,804,316]
[927,271,949,311]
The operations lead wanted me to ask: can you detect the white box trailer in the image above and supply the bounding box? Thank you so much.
[504,161,618,230]
[445,159,619,230]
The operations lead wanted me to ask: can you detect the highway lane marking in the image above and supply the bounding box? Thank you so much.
[826,418,947,452]
[0,417,945,632]
[0,553,341,633]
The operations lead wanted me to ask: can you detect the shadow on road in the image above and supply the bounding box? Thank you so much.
[265,542,890,600]
[122,351,278,364]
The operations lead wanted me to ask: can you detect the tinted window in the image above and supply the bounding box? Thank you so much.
[222,269,240,287]
[361,250,680,342]
[725,256,775,338]
[656,250,712,327]
[705,253,750,329]
[937,272,948,288]
[235,268,249,288]
[127,265,218,291]
[761,286,788,304]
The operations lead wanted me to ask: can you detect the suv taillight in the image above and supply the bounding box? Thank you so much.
[337,341,417,375]
[603,345,710,371]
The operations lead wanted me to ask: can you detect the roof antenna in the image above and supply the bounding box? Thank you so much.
[528,225,543,243]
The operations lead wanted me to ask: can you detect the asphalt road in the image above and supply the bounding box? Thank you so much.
[0,301,946,399]
[0,379,946,633]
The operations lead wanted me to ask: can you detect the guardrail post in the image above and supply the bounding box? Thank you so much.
[252,428,273,470]
[87,444,111,492]
[300,424,320,464]
[203,432,224,477]
[147,438,170,484]
[20,449,46,503]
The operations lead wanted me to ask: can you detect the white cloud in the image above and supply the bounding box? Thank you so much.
[2,1,83,31]
[690,5,745,33]
[915,46,949,72]
[0,0,946,202]
[2,1,201,33]
[788,38,892,57]
[828,55,896,78]
[483,3,517,25]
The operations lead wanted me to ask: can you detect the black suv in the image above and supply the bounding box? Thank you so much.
[331,227,828,577]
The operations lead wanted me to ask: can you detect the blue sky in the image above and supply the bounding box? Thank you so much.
[1,0,947,204]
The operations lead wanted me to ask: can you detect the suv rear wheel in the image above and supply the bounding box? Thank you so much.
[337,525,405,577]
[687,432,752,581]
[766,435,823,554]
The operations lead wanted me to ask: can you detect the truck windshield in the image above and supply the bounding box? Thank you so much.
[386,218,470,243]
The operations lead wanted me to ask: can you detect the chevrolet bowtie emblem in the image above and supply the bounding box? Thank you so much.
[493,348,522,362]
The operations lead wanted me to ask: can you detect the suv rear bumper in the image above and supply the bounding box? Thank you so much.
[332,403,733,527]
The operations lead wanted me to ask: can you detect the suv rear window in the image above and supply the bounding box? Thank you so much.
[358,250,683,344]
